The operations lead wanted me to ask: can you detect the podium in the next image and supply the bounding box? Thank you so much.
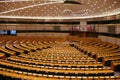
[69,31,98,38]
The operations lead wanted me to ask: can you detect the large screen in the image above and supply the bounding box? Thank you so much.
[0,30,7,34]
[0,30,16,35]
[10,30,16,35]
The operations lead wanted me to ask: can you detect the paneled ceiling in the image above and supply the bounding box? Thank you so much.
[0,0,120,19]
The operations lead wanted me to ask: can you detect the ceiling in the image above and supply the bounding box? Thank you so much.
[0,0,120,19]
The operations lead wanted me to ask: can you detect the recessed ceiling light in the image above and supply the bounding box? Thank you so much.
[114,1,117,4]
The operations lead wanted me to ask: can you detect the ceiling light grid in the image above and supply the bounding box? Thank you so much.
[0,0,119,19]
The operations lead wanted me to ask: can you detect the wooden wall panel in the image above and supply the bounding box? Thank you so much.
[36,25,44,30]
[107,37,116,44]
[106,15,116,20]
[99,36,120,45]
[0,25,7,30]
[46,33,53,36]
[44,26,54,30]
[17,33,26,36]
[17,33,69,37]
[60,26,70,31]
[80,19,87,28]
[116,14,120,19]
[16,25,27,30]
[98,25,108,33]
[0,24,74,31]
[61,33,69,37]
[6,25,16,30]
[98,17,106,21]
[98,35,107,42]
[94,25,99,32]
[26,25,37,30]
[116,38,120,45]
[52,33,59,37]
[116,24,120,34]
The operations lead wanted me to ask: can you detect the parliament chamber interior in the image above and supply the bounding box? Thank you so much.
[0,0,120,80]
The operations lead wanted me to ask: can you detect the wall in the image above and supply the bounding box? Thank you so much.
[0,24,70,37]
[98,35,120,45]
[17,33,69,37]
[116,24,120,34]
[88,14,120,45]
[93,15,120,34]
